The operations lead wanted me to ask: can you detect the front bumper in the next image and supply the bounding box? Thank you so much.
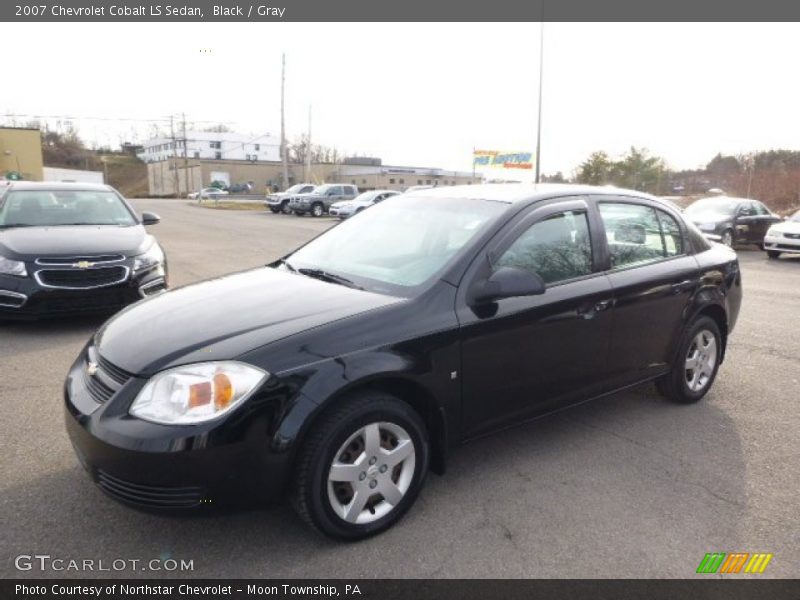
[328,207,353,218]
[0,264,166,320]
[64,346,298,510]
[764,233,800,254]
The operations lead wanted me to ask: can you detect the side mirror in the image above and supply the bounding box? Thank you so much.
[471,266,546,304]
[141,211,160,225]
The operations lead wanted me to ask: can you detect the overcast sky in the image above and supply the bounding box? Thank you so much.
[3,22,800,178]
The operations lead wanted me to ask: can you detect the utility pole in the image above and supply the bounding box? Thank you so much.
[169,115,180,196]
[305,105,312,182]
[280,53,289,190]
[181,113,190,197]
[534,19,544,184]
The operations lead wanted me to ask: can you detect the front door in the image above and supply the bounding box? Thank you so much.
[457,198,614,438]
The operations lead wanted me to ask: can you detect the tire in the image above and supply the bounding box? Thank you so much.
[656,315,722,404]
[311,203,324,218]
[291,392,429,540]
[269,206,280,214]
[720,229,734,247]
[281,201,292,215]
[293,210,305,217]
[767,250,781,259]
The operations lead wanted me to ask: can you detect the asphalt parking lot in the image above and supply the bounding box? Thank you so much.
[2,198,798,578]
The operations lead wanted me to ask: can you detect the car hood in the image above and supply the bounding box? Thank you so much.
[95,266,403,376]
[769,221,800,233]
[0,225,149,260]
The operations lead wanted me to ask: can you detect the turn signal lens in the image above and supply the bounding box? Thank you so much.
[130,361,267,425]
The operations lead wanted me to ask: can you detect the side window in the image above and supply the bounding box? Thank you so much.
[495,210,593,284]
[738,202,756,217]
[656,209,684,257]
[599,202,670,269]
[753,202,770,216]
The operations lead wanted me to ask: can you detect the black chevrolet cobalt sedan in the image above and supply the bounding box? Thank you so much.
[65,184,742,539]
[0,182,167,319]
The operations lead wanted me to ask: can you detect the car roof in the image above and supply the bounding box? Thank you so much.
[4,181,115,193]
[402,183,656,205]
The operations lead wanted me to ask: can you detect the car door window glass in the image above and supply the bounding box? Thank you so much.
[656,209,684,257]
[495,210,593,284]
[753,202,770,216]
[738,203,756,217]
[599,203,668,269]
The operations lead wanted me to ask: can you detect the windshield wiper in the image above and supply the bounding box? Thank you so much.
[298,268,363,290]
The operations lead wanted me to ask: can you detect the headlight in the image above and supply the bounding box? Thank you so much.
[133,243,164,272]
[0,255,27,277]
[766,228,782,238]
[130,361,268,425]
[697,223,717,231]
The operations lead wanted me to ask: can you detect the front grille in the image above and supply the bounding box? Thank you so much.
[36,266,128,289]
[776,244,800,251]
[96,470,205,509]
[785,233,800,240]
[36,255,125,266]
[82,348,133,404]
[42,290,127,313]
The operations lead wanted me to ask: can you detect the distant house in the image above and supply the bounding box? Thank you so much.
[137,131,281,163]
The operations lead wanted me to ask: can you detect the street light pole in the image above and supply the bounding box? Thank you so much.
[534,19,544,184]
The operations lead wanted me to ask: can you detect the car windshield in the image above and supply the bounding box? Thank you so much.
[790,211,800,223]
[284,196,507,295]
[0,190,137,228]
[685,197,739,219]
[353,192,379,203]
[285,184,311,194]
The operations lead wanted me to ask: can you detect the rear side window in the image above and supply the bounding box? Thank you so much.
[599,202,683,269]
[495,210,593,284]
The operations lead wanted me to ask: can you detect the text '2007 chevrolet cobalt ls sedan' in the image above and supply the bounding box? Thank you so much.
[65,184,741,540]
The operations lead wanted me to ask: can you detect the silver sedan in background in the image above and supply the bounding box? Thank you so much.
[329,189,401,219]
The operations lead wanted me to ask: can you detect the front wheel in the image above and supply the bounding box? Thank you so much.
[281,201,292,215]
[767,250,781,259]
[269,206,280,214]
[291,392,429,540]
[656,316,722,404]
[293,210,306,216]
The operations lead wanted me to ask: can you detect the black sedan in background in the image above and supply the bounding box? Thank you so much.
[65,184,741,540]
[684,195,782,248]
[0,182,167,319]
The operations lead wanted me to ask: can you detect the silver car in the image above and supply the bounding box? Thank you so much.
[289,184,359,217]
[329,190,401,219]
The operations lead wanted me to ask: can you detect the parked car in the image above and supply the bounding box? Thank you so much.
[64,184,741,540]
[403,185,435,193]
[289,184,359,217]
[227,183,253,194]
[188,188,229,200]
[684,196,781,248]
[763,209,800,259]
[0,182,167,319]
[265,183,316,214]
[329,189,401,219]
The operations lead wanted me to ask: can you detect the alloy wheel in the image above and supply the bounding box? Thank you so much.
[327,422,416,525]
[312,204,324,217]
[685,329,717,392]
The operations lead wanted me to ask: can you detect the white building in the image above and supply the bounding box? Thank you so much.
[43,166,104,184]
[137,131,281,164]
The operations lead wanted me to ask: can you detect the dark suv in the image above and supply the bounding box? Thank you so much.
[65,184,741,540]
[289,184,359,217]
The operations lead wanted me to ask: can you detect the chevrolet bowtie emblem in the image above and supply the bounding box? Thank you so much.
[86,362,98,376]
[74,261,94,268]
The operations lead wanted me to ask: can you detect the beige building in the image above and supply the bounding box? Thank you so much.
[0,127,44,181]
[146,157,480,197]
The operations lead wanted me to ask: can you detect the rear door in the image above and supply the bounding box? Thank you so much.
[595,197,699,389]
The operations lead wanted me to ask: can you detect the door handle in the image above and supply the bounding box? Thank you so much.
[578,299,612,319]
[671,279,694,294]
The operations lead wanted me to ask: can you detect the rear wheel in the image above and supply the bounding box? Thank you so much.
[311,203,324,217]
[767,250,781,259]
[656,316,722,404]
[292,392,429,540]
